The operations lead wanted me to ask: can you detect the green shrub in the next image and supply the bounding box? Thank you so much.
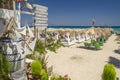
[38,54,48,71]
[105,36,109,40]
[50,75,71,80]
[47,42,56,52]
[26,54,35,59]
[0,50,10,79]
[30,60,42,74]
[30,60,49,80]
[84,42,91,48]
[95,43,103,50]
[41,69,48,80]
[99,42,104,46]
[47,39,64,53]
[91,39,96,46]
[34,40,46,55]
[102,64,116,80]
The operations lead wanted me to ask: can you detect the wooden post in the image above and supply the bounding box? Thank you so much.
[33,7,36,37]
[13,0,15,10]
[10,0,14,10]
[34,15,36,37]
[2,0,4,8]
[45,28,47,46]
[0,0,2,8]
[4,0,9,9]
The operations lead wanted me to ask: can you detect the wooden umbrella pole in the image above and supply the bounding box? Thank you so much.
[45,28,47,47]
[33,14,36,37]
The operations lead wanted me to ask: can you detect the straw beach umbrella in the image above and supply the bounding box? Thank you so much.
[84,27,99,38]
[57,29,65,36]
[96,28,106,36]
[85,27,97,35]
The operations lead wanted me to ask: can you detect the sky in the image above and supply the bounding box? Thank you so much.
[21,0,120,26]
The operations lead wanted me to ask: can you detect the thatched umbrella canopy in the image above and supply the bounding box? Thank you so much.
[101,28,109,36]
[84,27,97,35]
[57,29,65,36]
[104,28,113,35]
[73,29,82,36]
[74,30,80,36]
[96,28,106,36]
[57,29,70,36]
[80,30,86,36]
[69,30,76,37]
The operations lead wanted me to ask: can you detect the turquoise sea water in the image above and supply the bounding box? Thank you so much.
[48,26,120,32]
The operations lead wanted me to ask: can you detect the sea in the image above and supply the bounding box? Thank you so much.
[48,26,120,32]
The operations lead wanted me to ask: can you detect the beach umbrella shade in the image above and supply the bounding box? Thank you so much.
[96,28,106,36]
[85,27,97,35]
[57,30,65,36]
[69,30,75,37]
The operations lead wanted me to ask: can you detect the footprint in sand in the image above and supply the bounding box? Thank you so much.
[70,55,83,63]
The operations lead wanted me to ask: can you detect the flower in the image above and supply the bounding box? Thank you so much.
[64,74,68,78]
[17,0,22,3]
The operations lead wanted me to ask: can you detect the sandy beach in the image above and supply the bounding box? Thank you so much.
[47,34,120,80]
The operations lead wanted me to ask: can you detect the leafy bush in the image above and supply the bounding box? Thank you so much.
[38,54,48,71]
[99,42,104,46]
[34,40,46,55]
[0,50,10,79]
[84,42,91,48]
[35,38,64,54]
[91,39,96,46]
[102,64,116,80]
[26,54,35,59]
[50,75,71,80]
[41,69,48,80]
[55,39,65,48]
[30,60,42,74]
[30,60,49,80]
[47,39,64,53]
[105,36,109,40]
[47,42,56,52]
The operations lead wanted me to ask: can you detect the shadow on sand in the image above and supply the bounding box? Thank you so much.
[114,49,120,54]
[77,46,98,51]
[108,56,120,68]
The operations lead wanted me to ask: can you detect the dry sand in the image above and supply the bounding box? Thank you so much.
[47,34,120,80]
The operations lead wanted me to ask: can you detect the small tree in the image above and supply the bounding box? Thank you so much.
[102,64,116,80]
